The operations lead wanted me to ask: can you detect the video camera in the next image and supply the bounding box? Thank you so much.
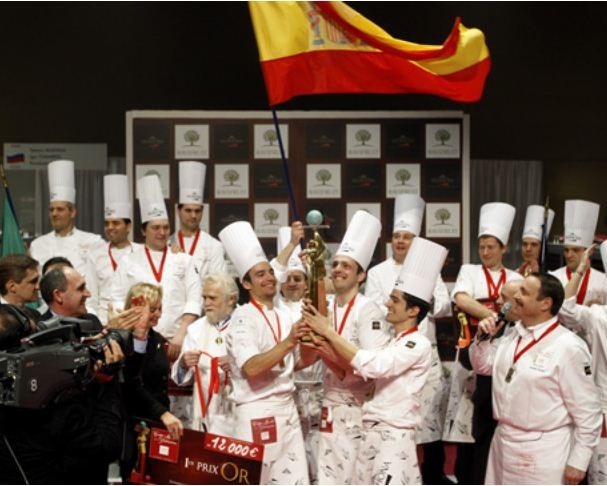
[0,316,133,409]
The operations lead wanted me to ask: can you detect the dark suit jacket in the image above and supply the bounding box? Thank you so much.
[36,310,103,333]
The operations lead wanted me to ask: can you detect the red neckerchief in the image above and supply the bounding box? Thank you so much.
[482,266,506,299]
[178,229,201,256]
[144,246,168,283]
[250,298,281,345]
[108,242,132,272]
[513,321,560,366]
[566,267,591,305]
[333,294,357,336]
[396,327,417,342]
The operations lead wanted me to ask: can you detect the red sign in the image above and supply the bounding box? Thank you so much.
[204,433,264,461]
[149,428,180,464]
[250,416,277,444]
[128,419,263,485]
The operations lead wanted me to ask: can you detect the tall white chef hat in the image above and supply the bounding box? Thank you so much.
[277,226,306,274]
[137,175,168,223]
[393,194,425,235]
[522,205,555,242]
[478,202,516,246]
[104,175,131,220]
[394,237,448,304]
[179,161,206,205]
[600,241,607,274]
[48,160,76,204]
[219,221,268,281]
[335,210,381,271]
[564,200,600,248]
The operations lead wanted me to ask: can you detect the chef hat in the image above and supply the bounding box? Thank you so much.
[394,237,448,304]
[179,161,206,205]
[48,160,76,203]
[522,205,555,242]
[277,226,306,274]
[393,194,425,235]
[104,175,131,220]
[219,221,268,280]
[478,202,516,246]
[564,200,600,248]
[336,210,381,271]
[137,175,168,223]
[600,241,607,274]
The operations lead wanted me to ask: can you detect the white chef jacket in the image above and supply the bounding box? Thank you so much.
[170,230,227,279]
[85,241,142,323]
[171,314,232,432]
[323,293,392,407]
[443,264,523,443]
[365,257,451,343]
[351,328,431,428]
[227,301,297,404]
[110,246,202,338]
[451,264,523,302]
[29,228,102,277]
[559,297,607,412]
[470,317,602,471]
[551,266,607,306]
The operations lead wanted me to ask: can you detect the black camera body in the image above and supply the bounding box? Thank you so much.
[0,317,133,409]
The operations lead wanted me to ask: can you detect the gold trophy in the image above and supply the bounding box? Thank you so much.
[301,210,329,342]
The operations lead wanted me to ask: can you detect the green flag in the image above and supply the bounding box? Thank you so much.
[2,186,26,256]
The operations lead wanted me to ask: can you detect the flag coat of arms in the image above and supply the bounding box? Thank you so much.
[249,1,491,105]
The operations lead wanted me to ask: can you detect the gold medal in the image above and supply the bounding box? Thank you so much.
[215,336,223,345]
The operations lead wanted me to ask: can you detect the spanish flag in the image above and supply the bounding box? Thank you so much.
[249,1,491,105]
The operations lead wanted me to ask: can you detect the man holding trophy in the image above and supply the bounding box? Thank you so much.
[300,210,391,485]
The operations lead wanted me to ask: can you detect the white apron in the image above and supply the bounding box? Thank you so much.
[317,403,363,485]
[234,394,308,485]
[355,425,421,485]
[486,423,572,484]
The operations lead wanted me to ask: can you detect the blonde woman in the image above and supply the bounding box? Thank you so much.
[120,283,183,478]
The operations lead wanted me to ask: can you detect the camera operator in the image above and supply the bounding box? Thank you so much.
[38,266,103,330]
[0,304,126,484]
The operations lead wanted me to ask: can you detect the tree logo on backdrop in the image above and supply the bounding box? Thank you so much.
[223,169,241,186]
[394,169,412,186]
[434,129,452,146]
[263,208,280,226]
[315,169,333,186]
[183,130,200,146]
[354,129,372,146]
[434,208,452,225]
[262,130,278,146]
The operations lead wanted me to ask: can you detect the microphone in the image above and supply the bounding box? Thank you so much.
[477,302,512,342]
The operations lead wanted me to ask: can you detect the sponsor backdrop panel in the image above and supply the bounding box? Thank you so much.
[129,112,465,283]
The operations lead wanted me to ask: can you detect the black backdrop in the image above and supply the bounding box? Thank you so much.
[1,2,607,165]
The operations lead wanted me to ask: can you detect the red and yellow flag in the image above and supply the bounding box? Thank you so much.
[249,1,491,105]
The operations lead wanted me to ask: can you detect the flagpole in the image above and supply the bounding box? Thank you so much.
[271,108,300,222]
[540,196,550,273]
